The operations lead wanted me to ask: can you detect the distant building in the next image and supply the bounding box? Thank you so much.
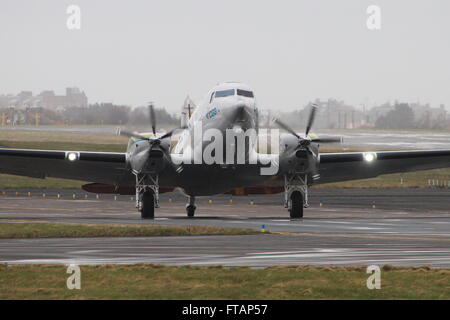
[0,87,88,110]
[0,91,41,109]
[38,87,88,110]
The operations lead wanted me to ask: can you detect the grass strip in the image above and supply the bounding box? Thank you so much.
[0,223,260,239]
[0,264,449,299]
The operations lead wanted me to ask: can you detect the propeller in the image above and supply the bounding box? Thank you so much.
[311,137,342,143]
[272,103,341,180]
[273,103,342,146]
[117,103,186,173]
[118,104,183,143]
[117,129,149,141]
[273,118,300,139]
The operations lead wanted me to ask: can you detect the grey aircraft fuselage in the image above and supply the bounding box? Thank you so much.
[127,82,288,196]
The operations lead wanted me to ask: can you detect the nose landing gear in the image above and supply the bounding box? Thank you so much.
[186,196,196,218]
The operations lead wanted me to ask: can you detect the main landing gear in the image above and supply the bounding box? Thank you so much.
[135,173,159,219]
[134,172,198,219]
[186,196,196,218]
[285,173,309,219]
[134,171,309,220]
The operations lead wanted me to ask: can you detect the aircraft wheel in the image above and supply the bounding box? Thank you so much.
[289,191,303,219]
[186,205,196,218]
[140,191,155,219]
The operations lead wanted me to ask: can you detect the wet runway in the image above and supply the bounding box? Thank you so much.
[2,234,450,267]
[0,189,450,267]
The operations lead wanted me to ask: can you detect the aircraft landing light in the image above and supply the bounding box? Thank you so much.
[66,152,80,162]
[363,152,377,162]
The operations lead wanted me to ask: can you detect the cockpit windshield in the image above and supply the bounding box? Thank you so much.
[237,89,254,98]
[214,89,235,98]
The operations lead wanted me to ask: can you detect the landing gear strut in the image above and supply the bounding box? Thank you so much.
[285,173,309,219]
[135,173,159,219]
[186,196,196,218]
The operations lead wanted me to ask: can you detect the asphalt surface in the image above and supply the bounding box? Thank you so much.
[0,189,450,267]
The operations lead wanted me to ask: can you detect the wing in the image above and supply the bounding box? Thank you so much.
[319,149,450,184]
[0,148,132,185]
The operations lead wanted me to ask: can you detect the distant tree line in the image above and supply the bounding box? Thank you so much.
[0,104,180,126]
[2,100,449,130]
[63,104,179,126]
[374,103,448,130]
[272,101,449,131]
[375,103,415,129]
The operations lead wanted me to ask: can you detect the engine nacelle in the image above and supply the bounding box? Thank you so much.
[279,134,319,175]
[127,139,167,174]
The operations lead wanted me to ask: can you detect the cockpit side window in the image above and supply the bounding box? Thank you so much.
[237,89,254,98]
[215,89,235,98]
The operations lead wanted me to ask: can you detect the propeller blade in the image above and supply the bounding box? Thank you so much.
[272,118,300,139]
[158,126,187,140]
[117,129,149,141]
[305,103,318,137]
[158,130,175,141]
[161,150,184,173]
[149,103,156,135]
[310,137,343,144]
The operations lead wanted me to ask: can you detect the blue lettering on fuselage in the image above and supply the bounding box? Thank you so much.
[206,108,217,119]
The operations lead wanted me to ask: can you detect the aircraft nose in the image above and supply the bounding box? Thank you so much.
[230,102,253,124]
[219,97,254,124]
[225,102,244,115]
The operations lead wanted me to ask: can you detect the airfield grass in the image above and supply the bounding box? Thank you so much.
[0,129,124,189]
[0,174,84,189]
[1,128,450,189]
[0,264,449,299]
[0,128,127,146]
[0,223,259,239]
[1,140,125,153]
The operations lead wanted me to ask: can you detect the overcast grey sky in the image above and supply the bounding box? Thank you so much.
[1,0,449,111]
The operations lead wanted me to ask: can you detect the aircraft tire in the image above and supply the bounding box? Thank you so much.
[186,205,196,218]
[140,191,155,219]
[289,191,303,219]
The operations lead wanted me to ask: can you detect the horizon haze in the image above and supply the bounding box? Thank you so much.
[1,0,449,111]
